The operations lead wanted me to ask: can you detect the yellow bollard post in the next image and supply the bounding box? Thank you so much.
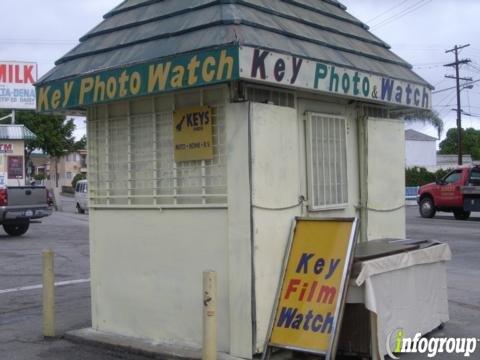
[42,249,55,338]
[203,270,217,360]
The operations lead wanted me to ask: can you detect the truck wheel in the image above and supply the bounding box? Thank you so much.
[76,203,85,214]
[419,197,436,218]
[454,210,471,220]
[3,222,30,236]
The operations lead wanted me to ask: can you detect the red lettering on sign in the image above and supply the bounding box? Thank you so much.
[0,63,36,84]
[23,65,35,84]
[0,64,6,82]
[0,144,13,153]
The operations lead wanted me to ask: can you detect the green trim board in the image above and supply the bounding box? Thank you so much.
[239,46,432,110]
[36,45,432,112]
[36,46,239,112]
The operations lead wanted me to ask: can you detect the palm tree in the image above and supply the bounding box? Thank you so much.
[403,110,444,139]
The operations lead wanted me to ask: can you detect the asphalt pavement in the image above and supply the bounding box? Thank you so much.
[400,207,480,359]
[0,206,479,359]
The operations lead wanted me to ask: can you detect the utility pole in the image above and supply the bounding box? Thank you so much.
[444,44,471,165]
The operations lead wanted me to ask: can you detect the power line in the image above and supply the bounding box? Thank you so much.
[434,89,457,106]
[366,0,411,23]
[432,79,479,94]
[413,64,445,70]
[466,91,473,127]
[432,78,449,88]
[371,0,432,29]
[436,92,458,117]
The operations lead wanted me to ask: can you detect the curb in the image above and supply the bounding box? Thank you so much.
[65,328,243,360]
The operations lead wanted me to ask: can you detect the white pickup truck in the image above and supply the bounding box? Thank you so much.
[0,186,52,236]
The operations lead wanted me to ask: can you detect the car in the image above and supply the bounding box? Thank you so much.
[417,165,480,220]
[74,179,88,214]
[0,185,53,236]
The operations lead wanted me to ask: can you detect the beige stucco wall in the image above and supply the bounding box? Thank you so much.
[366,117,406,240]
[250,103,302,351]
[88,88,254,357]
[250,97,362,352]
[90,209,231,350]
[0,140,25,186]
[87,86,408,358]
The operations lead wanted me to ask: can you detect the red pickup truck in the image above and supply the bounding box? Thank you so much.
[418,165,480,220]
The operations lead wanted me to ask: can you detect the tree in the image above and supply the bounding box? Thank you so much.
[72,172,87,189]
[439,128,480,160]
[403,110,444,139]
[74,135,87,150]
[0,110,84,186]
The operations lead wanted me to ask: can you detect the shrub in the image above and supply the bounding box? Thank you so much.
[33,174,46,181]
[72,173,87,189]
[405,167,452,187]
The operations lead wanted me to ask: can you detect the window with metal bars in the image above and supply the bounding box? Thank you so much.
[87,89,227,208]
[246,86,295,108]
[306,113,348,210]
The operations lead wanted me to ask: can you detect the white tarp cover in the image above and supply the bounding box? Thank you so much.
[355,243,451,357]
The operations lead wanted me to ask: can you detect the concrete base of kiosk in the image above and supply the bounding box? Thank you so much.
[340,240,451,359]
[66,240,450,360]
[66,328,242,360]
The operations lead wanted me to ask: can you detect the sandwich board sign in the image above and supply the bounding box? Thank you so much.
[262,218,359,360]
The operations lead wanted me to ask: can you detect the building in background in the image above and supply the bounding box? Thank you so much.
[0,124,36,186]
[31,150,87,188]
[50,149,87,188]
[30,153,49,178]
[405,129,437,168]
[435,154,474,171]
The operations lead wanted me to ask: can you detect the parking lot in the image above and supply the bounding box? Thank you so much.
[0,206,479,359]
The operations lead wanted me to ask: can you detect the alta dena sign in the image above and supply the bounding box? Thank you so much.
[0,61,37,110]
[35,46,431,112]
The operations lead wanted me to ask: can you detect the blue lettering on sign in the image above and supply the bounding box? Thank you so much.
[13,89,35,97]
[276,307,335,334]
[381,78,395,101]
[0,88,11,96]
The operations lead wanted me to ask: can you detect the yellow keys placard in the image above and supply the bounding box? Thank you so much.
[173,106,213,162]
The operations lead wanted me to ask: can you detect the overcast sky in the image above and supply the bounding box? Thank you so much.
[342,0,480,140]
[1,0,479,140]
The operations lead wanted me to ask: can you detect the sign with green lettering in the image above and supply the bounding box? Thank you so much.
[36,45,431,112]
[36,46,239,112]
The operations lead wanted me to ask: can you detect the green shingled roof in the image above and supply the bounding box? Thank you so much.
[38,0,430,88]
[0,125,37,140]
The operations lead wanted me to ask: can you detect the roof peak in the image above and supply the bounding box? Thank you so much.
[405,129,437,141]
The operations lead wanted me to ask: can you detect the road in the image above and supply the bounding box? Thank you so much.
[398,207,480,360]
[0,206,479,359]
[0,211,147,359]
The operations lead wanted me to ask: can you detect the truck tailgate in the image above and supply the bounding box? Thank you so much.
[462,186,480,212]
[7,186,48,207]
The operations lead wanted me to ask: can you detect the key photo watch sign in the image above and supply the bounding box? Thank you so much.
[263,218,359,360]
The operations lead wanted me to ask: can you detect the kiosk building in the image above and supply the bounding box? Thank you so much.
[36,1,437,358]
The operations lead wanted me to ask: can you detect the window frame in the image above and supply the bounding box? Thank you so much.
[443,169,462,184]
[87,89,228,209]
[305,112,349,211]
